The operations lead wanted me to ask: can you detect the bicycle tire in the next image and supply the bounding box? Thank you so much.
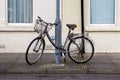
[25,37,45,65]
[67,36,94,64]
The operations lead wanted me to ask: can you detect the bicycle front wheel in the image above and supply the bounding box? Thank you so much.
[26,37,45,65]
[68,36,94,64]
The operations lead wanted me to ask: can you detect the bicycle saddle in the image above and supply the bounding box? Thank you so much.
[66,24,77,30]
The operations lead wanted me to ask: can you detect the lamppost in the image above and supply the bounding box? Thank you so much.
[55,0,61,64]
[55,0,85,64]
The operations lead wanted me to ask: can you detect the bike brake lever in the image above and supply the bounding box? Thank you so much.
[54,23,58,26]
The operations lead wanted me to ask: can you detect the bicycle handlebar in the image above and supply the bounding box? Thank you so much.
[37,16,57,26]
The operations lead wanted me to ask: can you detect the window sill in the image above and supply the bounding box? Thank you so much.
[86,25,120,32]
[0,25,34,32]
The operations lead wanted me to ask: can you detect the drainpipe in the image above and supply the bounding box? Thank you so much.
[55,0,61,64]
[81,0,85,53]
[81,0,84,34]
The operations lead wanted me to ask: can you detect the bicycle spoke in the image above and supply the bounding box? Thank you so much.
[26,37,45,65]
[68,36,94,64]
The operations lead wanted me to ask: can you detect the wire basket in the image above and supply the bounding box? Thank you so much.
[34,20,47,34]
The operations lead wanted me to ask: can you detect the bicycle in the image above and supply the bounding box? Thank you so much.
[25,16,94,65]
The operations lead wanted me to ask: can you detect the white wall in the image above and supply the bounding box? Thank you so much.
[62,0,120,54]
[0,32,37,53]
[62,0,81,45]
[84,0,120,53]
[89,32,120,53]
[1,0,120,53]
[0,0,6,26]
[0,0,56,53]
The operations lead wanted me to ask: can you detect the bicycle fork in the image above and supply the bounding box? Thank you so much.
[33,39,42,52]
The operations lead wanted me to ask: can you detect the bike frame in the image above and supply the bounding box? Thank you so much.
[45,27,69,52]
[40,24,80,53]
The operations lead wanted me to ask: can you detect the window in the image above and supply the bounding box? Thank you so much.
[90,0,115,24]
[8,0,33,23]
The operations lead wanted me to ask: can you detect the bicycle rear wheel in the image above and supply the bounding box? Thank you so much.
[26,37,45,65]
[68,36,94,64]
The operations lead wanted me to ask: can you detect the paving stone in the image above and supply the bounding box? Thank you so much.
[0,53,120,74]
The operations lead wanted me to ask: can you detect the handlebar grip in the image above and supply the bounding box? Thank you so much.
[54,23,58,26]
[38,16,43,21]
[37,16,57,26]
[38,16,41,19]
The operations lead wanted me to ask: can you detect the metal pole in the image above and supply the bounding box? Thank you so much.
[55,0,61,64]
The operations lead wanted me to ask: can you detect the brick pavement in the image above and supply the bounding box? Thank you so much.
[0,53,120,74]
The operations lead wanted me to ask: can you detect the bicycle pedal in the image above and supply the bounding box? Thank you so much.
[33,49,39,52]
